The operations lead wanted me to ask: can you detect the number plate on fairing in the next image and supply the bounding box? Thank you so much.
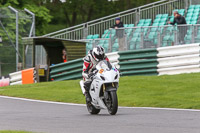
[99,69,104,74]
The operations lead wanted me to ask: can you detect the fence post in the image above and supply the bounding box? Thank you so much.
[174,26,178,45]
[93,39,97,48]
[136,8,140,26]
[157,27,161,48]
[24,8,35,37]
[140,28,144,49]
[192,25,195,43]
[109,30,112,52]
[83,23,88,39]
[189,0,192,5]
[184,0,189,10]
[8,6,19,71]
[124,31,128,51]
[24,8,36,67]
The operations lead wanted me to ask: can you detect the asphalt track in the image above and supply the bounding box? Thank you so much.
[0,96,200,133]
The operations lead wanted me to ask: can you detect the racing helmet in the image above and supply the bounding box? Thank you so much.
[92,46,105,61]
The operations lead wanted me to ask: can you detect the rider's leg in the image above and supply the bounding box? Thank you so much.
[84,80,92,102]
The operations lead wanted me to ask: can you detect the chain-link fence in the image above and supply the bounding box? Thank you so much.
[191,0,200,5]
[0,7,33,76]
[0,7,17,76]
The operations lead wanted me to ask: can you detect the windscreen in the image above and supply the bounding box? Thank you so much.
[97,60,112,71]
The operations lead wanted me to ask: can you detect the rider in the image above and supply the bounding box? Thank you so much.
[82,45,109,102]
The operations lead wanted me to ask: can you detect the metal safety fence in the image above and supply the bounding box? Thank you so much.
[44,0,187,40]
[81,24,200,54]
[0,6,34,76]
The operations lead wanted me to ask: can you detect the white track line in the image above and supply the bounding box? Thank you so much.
[119,106,200,112]
[0,95,85,107]
[0,95,200,112]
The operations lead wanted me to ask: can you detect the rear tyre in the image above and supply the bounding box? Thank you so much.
[86,102,101,115]
[107,91,118,115]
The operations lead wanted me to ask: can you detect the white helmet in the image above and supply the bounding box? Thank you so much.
[92,46,105,61]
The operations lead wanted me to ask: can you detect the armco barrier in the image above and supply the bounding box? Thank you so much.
[157,44,200,57]
[50,58,83,81]
[50,53,120,81]
[9,68,36,86]
[158,65,200,75]
[10,81,22,86]
[157,44,200,75]
[9,71,22,85]
[106,52,119,64]
[118,48,158,76]
[50,49,159,80]
[119,48,158,61]
[106,52,119,68]
[49,44,200,81]
[157,54,200,68]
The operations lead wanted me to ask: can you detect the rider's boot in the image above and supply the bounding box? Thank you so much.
[84,81,92,103]
[85,91,91,103]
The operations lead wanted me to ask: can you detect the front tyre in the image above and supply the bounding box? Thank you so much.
[86,102,101,115]
[107,91,118,115]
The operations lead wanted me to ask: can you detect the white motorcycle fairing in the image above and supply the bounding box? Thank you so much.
[90,68,119,109]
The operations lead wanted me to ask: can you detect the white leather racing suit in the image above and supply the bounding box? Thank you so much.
[82,50,109,82]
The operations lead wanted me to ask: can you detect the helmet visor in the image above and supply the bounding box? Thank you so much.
[94,52,104,61]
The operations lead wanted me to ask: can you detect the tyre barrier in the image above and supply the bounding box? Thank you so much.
[0,77,10,87]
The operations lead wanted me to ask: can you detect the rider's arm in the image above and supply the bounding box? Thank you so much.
[82,62,90,78]
[82,56,91,79]
[105,56,110,62]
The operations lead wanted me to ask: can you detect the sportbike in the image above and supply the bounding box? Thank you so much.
[80,60,120,115]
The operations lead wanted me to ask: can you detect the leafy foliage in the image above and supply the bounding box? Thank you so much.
[24,4,52,35]
[45,0,159,33]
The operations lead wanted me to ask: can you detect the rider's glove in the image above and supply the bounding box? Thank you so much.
[88,73,95,80]
[93,69,98,74]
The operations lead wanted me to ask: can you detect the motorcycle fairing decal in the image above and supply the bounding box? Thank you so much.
[99,69,104,74]
[112,68,118,72]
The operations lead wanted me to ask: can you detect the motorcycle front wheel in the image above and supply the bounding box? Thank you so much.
[86,102,101,115]
[107,91,118,115]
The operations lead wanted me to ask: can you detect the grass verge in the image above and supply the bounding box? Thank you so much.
[0,73,200,109]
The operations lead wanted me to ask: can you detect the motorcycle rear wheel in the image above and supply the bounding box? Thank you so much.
[86,102,101,115]
[107,91,118,115]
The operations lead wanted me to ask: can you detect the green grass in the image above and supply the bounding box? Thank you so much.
[0,131,33,133]
[0,73,200,109]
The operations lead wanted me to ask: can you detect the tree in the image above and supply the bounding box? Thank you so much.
[47,0,116,27]
[0,0,52,36]
[24,4,52,35]
[46,0,159,30]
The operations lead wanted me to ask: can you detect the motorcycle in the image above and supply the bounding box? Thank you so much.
[80,60,120,115]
